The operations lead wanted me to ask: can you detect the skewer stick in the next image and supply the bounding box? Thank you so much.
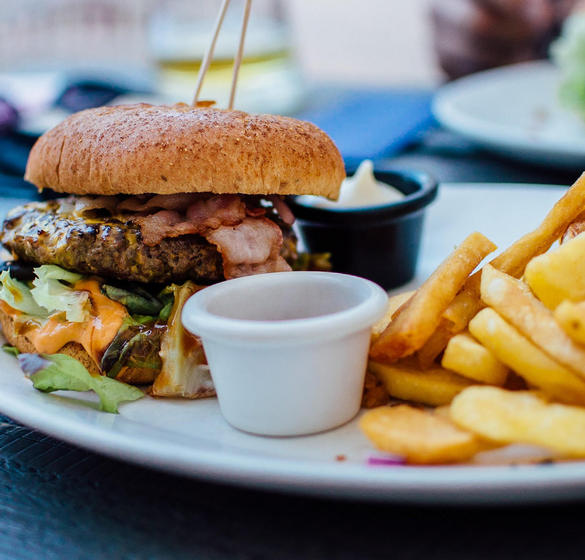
[191,0,231,106]
[228,0,252,110]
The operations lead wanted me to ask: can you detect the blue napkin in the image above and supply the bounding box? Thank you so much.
[297,89,434,168]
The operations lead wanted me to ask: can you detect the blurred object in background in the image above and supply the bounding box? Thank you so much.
[285,1,437,170]
[0,1,438,119]
[551,1,585,118]
[430,0,577,80]
[0,0,150,72]
[0,0,438,88]
[0,0,153,198]
[298,90,434,168]
[0,0,302,130]
[0,0,154,133]
[0,98,18,135]
[0,0,439,187]
[149,0,303,113]
[286,0,438,87]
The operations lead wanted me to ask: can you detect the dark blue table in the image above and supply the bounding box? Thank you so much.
[2,413,585,560]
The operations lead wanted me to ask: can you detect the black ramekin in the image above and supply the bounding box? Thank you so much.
[288,168,439,290]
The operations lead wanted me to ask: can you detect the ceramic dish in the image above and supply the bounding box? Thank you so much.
[182,271,387,435]
[288,168,438,290]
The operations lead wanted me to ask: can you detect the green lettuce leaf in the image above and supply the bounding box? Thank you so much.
[551,13,585,116]
[102,284,163,316]
[158,299,173,322]
[31,265,90,322]
[2,344,19,356]
[0,270,48,317]
[157,286,175,321]
[18,353,144,413]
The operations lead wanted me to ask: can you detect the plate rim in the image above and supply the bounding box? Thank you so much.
[4,381,585,505]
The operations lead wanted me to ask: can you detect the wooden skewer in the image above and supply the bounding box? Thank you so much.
[191,0,231,106]
[228,0,252,110]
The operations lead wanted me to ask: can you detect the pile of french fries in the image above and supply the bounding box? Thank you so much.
[361,173,585,465]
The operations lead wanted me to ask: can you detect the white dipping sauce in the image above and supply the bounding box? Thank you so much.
[297,160,404,209]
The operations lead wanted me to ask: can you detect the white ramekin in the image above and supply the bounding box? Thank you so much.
[181,271,387,436]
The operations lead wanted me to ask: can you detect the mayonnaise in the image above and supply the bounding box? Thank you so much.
[297,160,404,209]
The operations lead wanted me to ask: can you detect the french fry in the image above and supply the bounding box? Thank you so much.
[369,359,474,406]
[361,174,585,465]
[525,232,585,309]
[555,300,585,345]
[371,290,415,341]
[469,308,585,405]
[442,172,585,333]
[480,265,585,379]
[433,405,452,419]
[450,386,585,458]
[441,332,508,386]
[442,273,482,332]
[415,321,454,369]
[370,232,496,362]
[562,210,585,242]
[490,173,585,276]
[360,405,483,464]
[388,290,416,321]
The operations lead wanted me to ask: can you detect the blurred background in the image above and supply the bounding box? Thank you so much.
[0,1,436,119]
[0,0,583,193]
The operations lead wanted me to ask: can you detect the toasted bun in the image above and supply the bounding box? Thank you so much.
[0,308,100,374]
[25,103,345,198]
[0,308,155,384]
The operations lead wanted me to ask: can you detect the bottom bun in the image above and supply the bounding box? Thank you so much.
[0,307,155,384]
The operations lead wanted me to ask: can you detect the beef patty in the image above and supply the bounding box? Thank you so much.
[1,201,227,284]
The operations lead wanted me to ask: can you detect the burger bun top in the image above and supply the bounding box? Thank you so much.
[25,103,345,199]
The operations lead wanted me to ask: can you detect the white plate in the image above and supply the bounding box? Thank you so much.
[2,183,585,505]
[433,61,585,169]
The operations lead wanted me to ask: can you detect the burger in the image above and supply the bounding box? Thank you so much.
[0,103,344,405]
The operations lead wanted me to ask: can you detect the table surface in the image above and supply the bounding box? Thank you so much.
[3,412,585,560]
[2,103,585,560]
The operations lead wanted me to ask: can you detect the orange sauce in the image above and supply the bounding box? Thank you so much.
[0,300,21,317]
[5,279,127,364]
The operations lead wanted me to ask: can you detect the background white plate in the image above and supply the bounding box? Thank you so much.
[2,183,585,505]
[433,61,585,169]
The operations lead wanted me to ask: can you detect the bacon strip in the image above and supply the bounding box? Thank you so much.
[118,193,204,213]
[185,194,245,229]
[206,217,291,278]
[131,210,204,246]
[130,196,247,247]
[73,196,120,215]
[268,196,295,226]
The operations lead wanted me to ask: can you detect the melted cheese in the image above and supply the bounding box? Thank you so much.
[7,279,127,365]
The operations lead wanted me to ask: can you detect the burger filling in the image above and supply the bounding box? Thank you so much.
[0,193,328,405]
[2,193,298,284]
